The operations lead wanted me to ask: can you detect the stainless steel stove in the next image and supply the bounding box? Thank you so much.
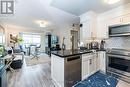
[106,48,130,83]
[107,48,130,56]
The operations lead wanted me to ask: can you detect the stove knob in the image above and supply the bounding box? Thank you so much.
[128,53,130,56]
[106,49,111,53]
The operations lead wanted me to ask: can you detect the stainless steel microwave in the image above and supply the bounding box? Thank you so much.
[109,24,130,37]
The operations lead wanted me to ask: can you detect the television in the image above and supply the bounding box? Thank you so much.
[51,36,58,44]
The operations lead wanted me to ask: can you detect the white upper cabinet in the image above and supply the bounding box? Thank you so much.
[80,20,91,42]
[96,3,130,39]
[122,13,130,24]
[97,19,109,39]
[109,13,130,26]
[80,11,97,42]
[97,12,130,39]
[80,4,130,39]
[109,16,122,26]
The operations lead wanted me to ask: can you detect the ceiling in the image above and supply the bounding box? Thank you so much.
[51,0,130,16]
[0,0,130,31]
[0,0,80,31]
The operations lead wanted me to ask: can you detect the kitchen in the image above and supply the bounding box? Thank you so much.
[51,1,130,87]
[1,0,130,87]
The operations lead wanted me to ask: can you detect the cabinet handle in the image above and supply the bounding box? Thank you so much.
[91,32,93,37]
[89,59,92,65]
[122,18,123,22]
[120,18,122,22]
[120,18,123,22]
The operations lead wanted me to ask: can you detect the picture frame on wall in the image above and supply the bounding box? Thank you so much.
[9,34,18,47]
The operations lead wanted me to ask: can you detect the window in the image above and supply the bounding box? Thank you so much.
[0,36,2,43]
[21,33,41,45]
[0,33,4,44]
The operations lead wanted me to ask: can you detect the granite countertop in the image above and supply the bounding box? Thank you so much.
[96,49,106,51]
[51,49,93,57]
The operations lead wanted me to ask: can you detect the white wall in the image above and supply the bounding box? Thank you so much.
[52,25,80,49]
[52,26,71,49]
[1,24,46,51]
[1,22,79,50]
[59,27,71,49]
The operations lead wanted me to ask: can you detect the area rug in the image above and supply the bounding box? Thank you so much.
[74,71,118,87]
[25,54,51,66]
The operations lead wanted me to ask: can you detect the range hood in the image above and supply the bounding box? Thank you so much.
[109,24,130,37]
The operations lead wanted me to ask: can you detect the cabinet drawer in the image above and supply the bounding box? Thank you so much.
[82,53,93,57]
[82,53,95,61]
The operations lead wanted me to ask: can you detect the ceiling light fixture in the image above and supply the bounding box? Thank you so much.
[40,21,46,28]
[35,20,49,28]
[106,0,120,4]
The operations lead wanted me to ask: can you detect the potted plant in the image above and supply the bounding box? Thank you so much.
[0,45,4,57]
[18,37,24,45]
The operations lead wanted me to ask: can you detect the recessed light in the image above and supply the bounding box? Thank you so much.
[106,0,120,4]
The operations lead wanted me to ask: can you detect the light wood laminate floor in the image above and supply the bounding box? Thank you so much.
[116,80,130,87]
[7,60,55,87]
[7,56,130,87]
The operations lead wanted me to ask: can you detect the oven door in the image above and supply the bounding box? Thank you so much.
[107,54,130,77]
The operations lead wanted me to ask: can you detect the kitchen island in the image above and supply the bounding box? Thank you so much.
[51,49,92,87]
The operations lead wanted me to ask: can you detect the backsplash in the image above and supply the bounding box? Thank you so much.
[122,36,130,49]
[105,36,130,49]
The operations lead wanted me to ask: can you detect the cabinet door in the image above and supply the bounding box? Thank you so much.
[122,13,130,24]
[109,16,122,26]
[98,52,106,73]
[96,54,100,71]
[51,55,64,87]
[89,57,96,74]
[97,20,109,39]
[109,13,130,26]
[80,21,91,42]
[82,60,89,80]
[82,53,97,80]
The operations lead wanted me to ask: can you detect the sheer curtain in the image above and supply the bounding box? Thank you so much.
[19,32,41,46]
[0,33,4,44]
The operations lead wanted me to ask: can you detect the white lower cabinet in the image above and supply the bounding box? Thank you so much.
[51,54,64,87]
[89,54,97,74]
[82,53,97,80]
[82,59,89,80]
[98,51,106,73]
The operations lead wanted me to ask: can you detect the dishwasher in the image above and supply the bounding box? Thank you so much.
[64,55,81,87]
